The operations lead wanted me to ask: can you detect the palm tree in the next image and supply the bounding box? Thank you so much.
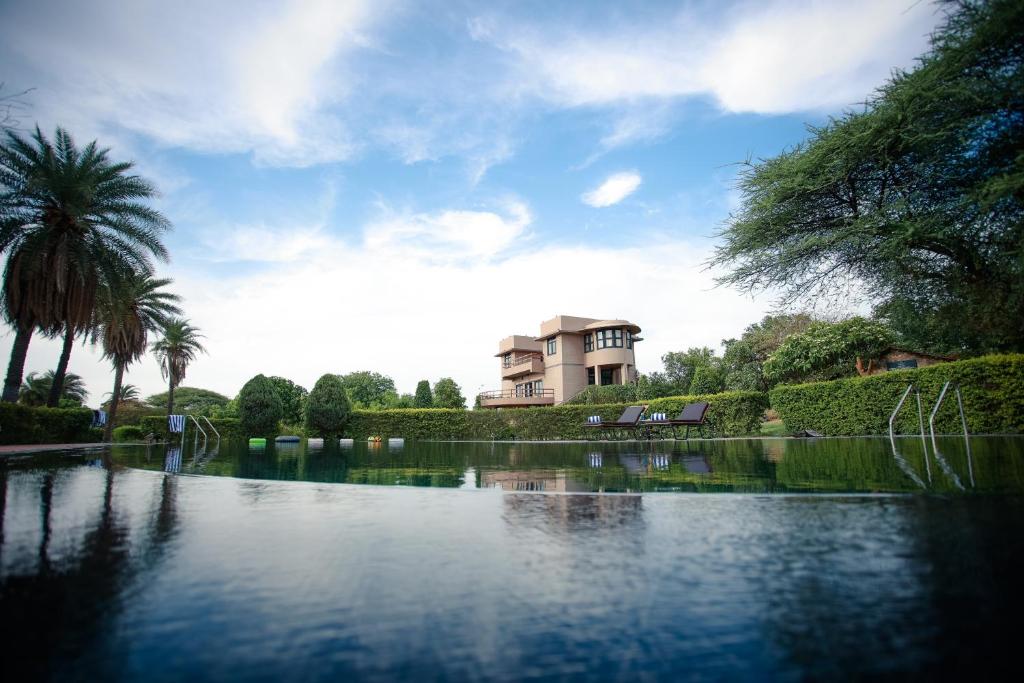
[103,383,140,405]
[0,126,171,404]
[152,318,205,417]
[19,370,88,406]
[93,272,180,440]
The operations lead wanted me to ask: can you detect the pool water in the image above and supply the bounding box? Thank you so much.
[2,437,1023,680]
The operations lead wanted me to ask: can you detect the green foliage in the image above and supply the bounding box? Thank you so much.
[338,371,397,409]
[237,374,283,438]
[413,380,434,408]
[769,354,1024,436]
[689,364,725,395]
[713,0,1024,353]
[567,384,641,405]
[0,404,95,444]
[432,377,466,409]
[138,415,243,441]
[305,373,352,437]
[661,347,716,394]
[345,391,768,440]
[764,317,895,384]
[266,376,308,423]
[19,370,88,406]
[145,386,230,415]
[112,425,145,442]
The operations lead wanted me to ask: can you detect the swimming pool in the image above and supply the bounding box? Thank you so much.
[2,437,1022,680]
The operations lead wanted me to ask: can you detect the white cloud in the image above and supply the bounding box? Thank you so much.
[477,0,939,114]
[581,172,642,208]
[0,0,385,166]
[363,201,532,262]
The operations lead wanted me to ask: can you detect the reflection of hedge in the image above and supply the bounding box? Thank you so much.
[344,391,768,440]
[138,416,243,441]
[0,404,97,444]
[770,354,1024,436]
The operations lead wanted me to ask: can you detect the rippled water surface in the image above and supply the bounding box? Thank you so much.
[2,437,1023,680]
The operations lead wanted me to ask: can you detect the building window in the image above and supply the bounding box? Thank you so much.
[584,334,593,352]
[596,329,623,349]
[886,359,919,370]
[626,331,633,349]
[534,380,543,394]
[547,338,557,356]
[601,368,615,385]
[587,368,595,385]
[502,352,512,368]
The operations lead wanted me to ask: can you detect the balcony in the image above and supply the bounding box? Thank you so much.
[501,353,544,379]
[478,388,555,409]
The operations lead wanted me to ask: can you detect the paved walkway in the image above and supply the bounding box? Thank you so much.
[0,442,115,456]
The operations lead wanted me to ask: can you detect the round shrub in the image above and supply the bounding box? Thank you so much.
[305,374,352,437]
[238,374,284,438]
[112,425,145,442]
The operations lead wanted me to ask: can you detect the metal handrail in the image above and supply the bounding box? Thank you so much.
[889,384,931,484]
[929,381,972,488]
[201,416,221,442]
[187,415,207,453]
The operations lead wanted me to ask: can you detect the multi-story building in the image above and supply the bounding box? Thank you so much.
[478,315,642,408]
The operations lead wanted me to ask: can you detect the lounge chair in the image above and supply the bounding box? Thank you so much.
[668,402,710,440]
[583,405,646,440]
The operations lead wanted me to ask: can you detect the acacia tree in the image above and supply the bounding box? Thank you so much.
[0,127,171,403]
[711,0,1023,354]
[151,318,205,416]
[93,272,180,439]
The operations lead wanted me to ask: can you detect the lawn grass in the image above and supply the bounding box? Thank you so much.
[760,419,788,437]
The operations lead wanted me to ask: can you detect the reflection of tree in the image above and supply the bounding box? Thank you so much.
[0,461,181,679]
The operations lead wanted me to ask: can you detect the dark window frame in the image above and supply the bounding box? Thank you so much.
[584,333,594,353]
[547,338,557,356]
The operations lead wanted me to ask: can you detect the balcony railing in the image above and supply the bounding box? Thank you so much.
[501,353,543,369]
[479,388,555,400]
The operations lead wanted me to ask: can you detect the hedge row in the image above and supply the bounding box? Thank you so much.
[138,415,244,441]
[345,391,768,440]
[0,404,100,445]
[769,354,1024,436]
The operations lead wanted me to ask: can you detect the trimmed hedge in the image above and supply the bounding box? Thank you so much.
[0,404,97,445]
[138,416,243,441]
[769,354,1024,436]
[112,425,146,442]
[344,391,768,440]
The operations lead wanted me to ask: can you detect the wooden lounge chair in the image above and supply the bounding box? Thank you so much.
[668,402,710,440]
[583,405,646,440]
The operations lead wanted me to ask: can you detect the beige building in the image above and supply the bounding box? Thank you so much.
[478,315,642,408]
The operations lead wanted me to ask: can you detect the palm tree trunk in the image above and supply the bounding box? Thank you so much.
[2,321,33,403]
[46,325,75,407]
[166,375,175,416]
[104,362,124,442]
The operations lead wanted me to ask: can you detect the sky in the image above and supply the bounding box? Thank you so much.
[0,0,945,405]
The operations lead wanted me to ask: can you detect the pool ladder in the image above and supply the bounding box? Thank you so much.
[888,382,973,489]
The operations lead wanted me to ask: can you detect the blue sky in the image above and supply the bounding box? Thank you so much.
[0,0,944,403]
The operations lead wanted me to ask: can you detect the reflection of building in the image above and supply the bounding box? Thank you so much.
[481,469,590,492]
[479,314,643,408]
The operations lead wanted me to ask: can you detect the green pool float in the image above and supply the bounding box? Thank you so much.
[249,437,267,446]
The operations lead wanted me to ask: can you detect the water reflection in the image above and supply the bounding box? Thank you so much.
[106,436,1024,495]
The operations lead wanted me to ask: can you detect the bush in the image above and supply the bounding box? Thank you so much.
[689,365,725,394]
[112,425,145,442]
[567,384,639,405]
[433,377,466,409]
[414,380,433,408]
[0,404,95,444]
[769,354,1024,436]
[237,374,283,438]
[306,373,351,437]
[138,416,243,441]
[344,390,768,440]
